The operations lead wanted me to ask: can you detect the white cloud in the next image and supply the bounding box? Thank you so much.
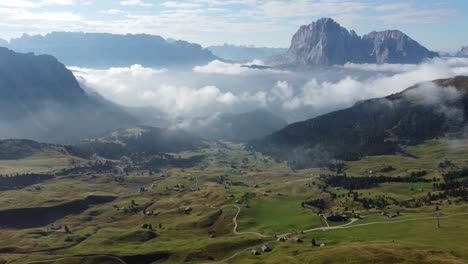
[0,0,72,7]
[340,62,418,73]
[193,60,287,75]
[120,0,152,7]
[41,0,73,5]
[69,58,468,123]
[270,58,468,111]
[0,8,80,21]
[69,64,264,117]
[257,0,368,18]
[99,9,123,15]
[0,0,39,7]
[376,9,457,25]
[161,1,201,8]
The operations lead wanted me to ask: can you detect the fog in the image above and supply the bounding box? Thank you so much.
[70,57,468,125]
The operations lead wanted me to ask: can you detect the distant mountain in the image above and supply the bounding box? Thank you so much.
[456,46,468,57]
[0,38,7,47]
[207,44,286,61]
[282,18,438,66]
[0,47,136,143]
[7,32,218,67]
[71,126,206,159]
[252,76,468,168]
[0,139,49,160]
[184,109,287,142]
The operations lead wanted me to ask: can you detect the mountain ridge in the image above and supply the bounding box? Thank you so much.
[6,32,218,68]
[0,47,137,143]
[207,44,287,61]
[251,76,468,168]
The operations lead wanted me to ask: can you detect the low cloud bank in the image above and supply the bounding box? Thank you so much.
[70,57,468,124]
[270,58,468,112]
[192,59,288,76]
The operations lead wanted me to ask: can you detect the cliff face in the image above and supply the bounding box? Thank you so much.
[362,30,438,64]
[286,18,438,65]
[287,18,363,65]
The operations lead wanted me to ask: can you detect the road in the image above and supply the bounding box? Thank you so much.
[202,205,468,264]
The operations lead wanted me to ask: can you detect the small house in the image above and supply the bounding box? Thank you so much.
[261,245,271,252]
[184,207,192,214]
[50,225,62,231]
[293,237,303,243]
[387,212,398,218]
[320,212,348,222]
[251,249,260,255]
[381,211,399,218]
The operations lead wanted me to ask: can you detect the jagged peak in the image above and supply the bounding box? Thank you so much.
[364,29,407,39]
[313,17,338,25]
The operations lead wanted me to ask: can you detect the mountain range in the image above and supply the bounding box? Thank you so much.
[0,47,286,143]
[279,18,438,66]
[207,44,286,61]
[1,32,217,68]
[252,76,468,168]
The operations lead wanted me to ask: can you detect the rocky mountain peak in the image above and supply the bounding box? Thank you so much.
[285,18,438,65]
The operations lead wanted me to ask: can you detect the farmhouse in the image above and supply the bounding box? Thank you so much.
[319,212,348,222]
[293,237,303,243]
[261,245,271,252]
[381,211,399,218]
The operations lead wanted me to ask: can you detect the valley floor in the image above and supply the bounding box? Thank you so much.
[0,139,468,264]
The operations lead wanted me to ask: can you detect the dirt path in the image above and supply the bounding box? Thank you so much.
[203,210,468,263]
[231,205,269,237]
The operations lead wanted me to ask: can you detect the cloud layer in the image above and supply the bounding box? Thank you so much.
[71,57,468,123]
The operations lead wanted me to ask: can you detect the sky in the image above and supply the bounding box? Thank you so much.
[0,0,466,52]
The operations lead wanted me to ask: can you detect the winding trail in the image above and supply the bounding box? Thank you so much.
[231,205,269,237]
[202,207,468,264]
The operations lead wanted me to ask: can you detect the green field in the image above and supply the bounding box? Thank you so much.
[1,139,468,263]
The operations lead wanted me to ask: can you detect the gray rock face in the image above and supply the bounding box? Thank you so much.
[287,18,363,65]
[362,30,437,64]
[286,18,438,65]
[456,46,468,57]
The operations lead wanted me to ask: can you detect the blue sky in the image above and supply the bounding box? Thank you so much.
[0,0,466,52]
